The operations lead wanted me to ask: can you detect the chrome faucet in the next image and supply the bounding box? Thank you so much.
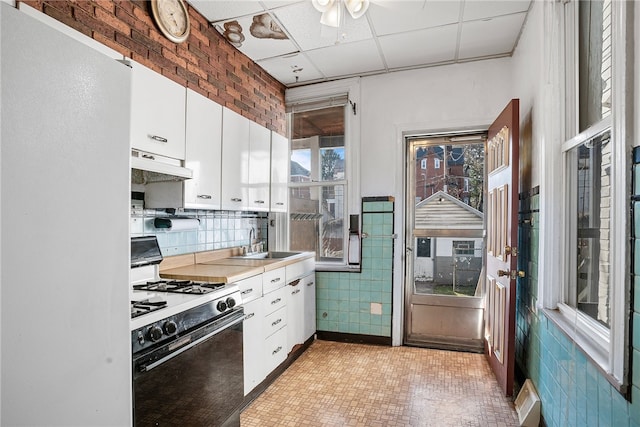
[247,227,255,254]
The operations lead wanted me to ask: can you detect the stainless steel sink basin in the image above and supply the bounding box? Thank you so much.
[232,251,302,260]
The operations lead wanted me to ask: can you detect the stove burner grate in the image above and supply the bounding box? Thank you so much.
[131,299,168,318]
[133,280,226,294]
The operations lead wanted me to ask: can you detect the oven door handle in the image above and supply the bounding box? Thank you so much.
[142,311,244,372]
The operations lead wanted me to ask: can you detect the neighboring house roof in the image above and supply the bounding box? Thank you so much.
[415,191,483,230]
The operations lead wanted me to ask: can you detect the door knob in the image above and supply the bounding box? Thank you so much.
[497,270,526,279]
[497,269,510,277]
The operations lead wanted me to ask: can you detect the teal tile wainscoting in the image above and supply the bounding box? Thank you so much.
[316,197,394,342]
[130,199,268,256]
[514,147,640,427]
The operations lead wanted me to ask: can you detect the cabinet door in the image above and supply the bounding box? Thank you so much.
[270,131,289,212]
[130,62,186,160]
[243,298,265,395]
[184,89,222,209]
[248,122,271,211]
[302,273,317,341]
[264,327,287,374]
[263,267,286,295]
[286,279,304,353]
[221,107,249,210]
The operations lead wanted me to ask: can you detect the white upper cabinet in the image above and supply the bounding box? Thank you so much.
[221,107,249,210]
[248,122,271,212]
[270,131,289,213]
[130,61,186,160]
[184,89,222,210]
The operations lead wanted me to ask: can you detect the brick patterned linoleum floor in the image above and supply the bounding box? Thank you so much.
[240,340,519,427]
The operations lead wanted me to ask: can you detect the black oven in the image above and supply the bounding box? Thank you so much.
[132,306,244,426]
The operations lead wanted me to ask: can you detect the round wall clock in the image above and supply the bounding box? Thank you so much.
[150,0,191,44]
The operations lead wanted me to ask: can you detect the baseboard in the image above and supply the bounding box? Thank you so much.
[316,331,392,346]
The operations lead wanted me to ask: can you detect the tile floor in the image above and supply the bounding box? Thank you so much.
[241,340,519,426]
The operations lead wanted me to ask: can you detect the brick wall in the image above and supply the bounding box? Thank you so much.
[18,0,286,135]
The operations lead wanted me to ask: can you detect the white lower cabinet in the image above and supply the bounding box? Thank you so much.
[242,259,315,396]
[242,298,265,395]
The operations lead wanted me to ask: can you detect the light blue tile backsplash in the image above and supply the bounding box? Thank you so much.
[316,198,394,338]
[131,207,268,257]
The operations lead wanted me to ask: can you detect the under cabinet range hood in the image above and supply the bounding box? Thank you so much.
[131,149,193,183]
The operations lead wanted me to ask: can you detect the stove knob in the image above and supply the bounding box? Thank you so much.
[163,320,178,335]
[137,331,145,346]
[226,297,237,309]
[148,325,163,342]
[216,300,228,312]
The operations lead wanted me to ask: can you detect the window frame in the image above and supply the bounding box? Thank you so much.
[549,0,630,389]
[285,78,361,270]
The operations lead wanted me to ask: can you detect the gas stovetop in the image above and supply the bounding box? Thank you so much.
[131,298,167,318]
[133,279,226,295]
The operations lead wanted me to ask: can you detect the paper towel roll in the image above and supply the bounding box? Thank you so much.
[154,217,200,231]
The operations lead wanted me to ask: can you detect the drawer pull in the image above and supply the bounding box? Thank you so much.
[241,288,253,295]
[141,153,155,160]
[271,277,281,283]
[288,279,301,287]
[149,135,168,143]
[254,200,265,204]
[272,346,282,355]
[244,313,255,320]
[197,194,212,199]
[231,197,242,202]
[271,298,282,305]
[292,289,301,295]
[307,282,315,287]
[271,318,282,326]
[276,202,284,206]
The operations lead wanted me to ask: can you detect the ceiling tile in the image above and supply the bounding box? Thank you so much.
[214,14,298,60]
[189,1,265,22]
[458,12,526,59]
[257,53,324,85]
[462,0,531,21]
[305,39,385,79]
[273,2,372,51]
[378,24,458,69]
[367,0,461,36]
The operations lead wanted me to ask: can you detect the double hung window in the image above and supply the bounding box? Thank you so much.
[557,0,629,388]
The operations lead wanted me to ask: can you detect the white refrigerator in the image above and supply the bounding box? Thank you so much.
[1,3,132,425]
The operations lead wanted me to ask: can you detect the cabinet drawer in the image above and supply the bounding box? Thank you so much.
[285,258,315,281]
[263,286,286,315]
[263,267,286,294]
[264,306,287,338]
[237,275,262,304]
[264,327,287,373]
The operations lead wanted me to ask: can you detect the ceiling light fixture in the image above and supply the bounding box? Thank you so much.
[312,0,370,27]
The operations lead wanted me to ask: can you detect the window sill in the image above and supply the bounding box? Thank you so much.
[314,264,361,273]
[541,308,627,396]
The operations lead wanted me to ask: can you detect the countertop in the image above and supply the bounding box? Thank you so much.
[160,251,314,283]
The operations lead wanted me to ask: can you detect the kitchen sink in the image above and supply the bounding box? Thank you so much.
[232,251,302,260]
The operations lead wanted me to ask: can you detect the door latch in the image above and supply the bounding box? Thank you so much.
[504,246,518,257]
[497,269,525,279]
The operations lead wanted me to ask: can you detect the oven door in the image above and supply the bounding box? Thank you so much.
[133,309,244,427]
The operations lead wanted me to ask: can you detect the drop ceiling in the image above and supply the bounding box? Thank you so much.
[188,0,532,88]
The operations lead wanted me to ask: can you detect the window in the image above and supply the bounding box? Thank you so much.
[416,238,431,258]
[434,158,441,169]
[552,0,629,387]
[289,107,346,263]
[453,240,475,256]
[420,159,427,170]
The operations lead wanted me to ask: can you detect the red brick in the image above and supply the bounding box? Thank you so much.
[131,29,163,55]
[187,61,208,80]
[93,31,128,57]
[148,28,176,51]
[115,3,147,34]
[75,7,116,39]
[198,78,219,97]
[162,47,187,69]
[69,0,97,15]
[115,31,149,58]
[43,3,92,38]
[131,2,155,27]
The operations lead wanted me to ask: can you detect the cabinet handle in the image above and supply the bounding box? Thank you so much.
[197,194,212,199]
[276,202,284,206]
[149,135,168,143]
[307,282,315,287]
[254,200,265,204]
[241,288,253,295]
[272,346,282,355]
[244,313,255,320]
[271,318,282,326]
[141,154,155,160]
[271,297,282,305]
[292,289,300,295]
[271,277,281,283]
[231,198,242,202]
[288,279,301,287]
